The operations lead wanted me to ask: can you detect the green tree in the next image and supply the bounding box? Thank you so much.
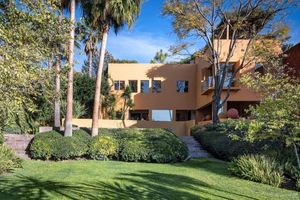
[82,0,143,136]
[163,0,297,124]
[150,49,168,63]
[77,18,100,78]
[121,86,134,126]
[0,0,68,133]
[62,0,81,137]
[240,63,300,169]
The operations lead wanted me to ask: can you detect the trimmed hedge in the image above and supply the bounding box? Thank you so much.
[94,128,189,163]
[30,129,91,160]
[0,145,22,174]
[29,128,188,163]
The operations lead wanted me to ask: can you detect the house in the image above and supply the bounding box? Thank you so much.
[284,42,300,78]
[108,39,261,124]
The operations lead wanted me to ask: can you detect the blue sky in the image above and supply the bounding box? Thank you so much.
[74,0,300,71]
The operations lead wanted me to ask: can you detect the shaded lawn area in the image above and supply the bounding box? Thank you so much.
[0,159,298,200]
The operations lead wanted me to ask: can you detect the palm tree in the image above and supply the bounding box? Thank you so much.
[62,0,77,137]
[80,19,99,78]
[83,0,143,136]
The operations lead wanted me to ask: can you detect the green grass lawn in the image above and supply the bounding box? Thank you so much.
[0,158,298,200]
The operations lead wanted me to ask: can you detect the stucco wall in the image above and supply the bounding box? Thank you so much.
[109,63,197,110]
[70,119,195,136]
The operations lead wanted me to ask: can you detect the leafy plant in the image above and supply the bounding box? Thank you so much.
[0,145,23,174]
[61,100,87,119]
[229,154,284,187]
[89,135,118,160]
[29,130,91,160]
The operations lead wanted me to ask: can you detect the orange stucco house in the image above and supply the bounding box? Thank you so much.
[108,39,261,124]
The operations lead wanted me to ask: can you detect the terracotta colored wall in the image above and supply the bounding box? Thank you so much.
[71,119,196,136]
[109,64,197,110]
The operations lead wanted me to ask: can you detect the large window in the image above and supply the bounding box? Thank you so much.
[220,63,234,88]
[141,80,149,93]
[176,80,189,93]
[152,80,161,93]
[152,110,173,121]
[114,80,125,91]
[129,80,138,93]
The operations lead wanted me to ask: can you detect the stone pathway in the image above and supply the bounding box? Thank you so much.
[180,136,211,158]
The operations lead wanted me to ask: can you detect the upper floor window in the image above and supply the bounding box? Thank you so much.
[152,80,161,93]
[176,80,189,93]
[129,80,138,93]
[141,80,149,93]
[114,80,125,91]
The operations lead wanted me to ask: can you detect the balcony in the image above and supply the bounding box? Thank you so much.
[200,76,239,95]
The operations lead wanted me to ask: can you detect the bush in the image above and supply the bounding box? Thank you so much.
[0,133,4,145]
[29,128,188,163]
[229,155,284,187]
[29,130,91,160]
[192,121,282,161]
[0,145,22,174]
[116,128,188,163]
[89,134,118,160]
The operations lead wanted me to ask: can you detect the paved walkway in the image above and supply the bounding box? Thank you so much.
[180,136,211,158]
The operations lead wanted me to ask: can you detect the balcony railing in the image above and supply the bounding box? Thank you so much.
[201,75,236,94]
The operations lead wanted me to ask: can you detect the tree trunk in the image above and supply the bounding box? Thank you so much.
[212,76,221,124]
[88,50,93,78]
[64,0,75,137]
[54,51,61,129]
[293,143,300,169]
[91,25,109,137]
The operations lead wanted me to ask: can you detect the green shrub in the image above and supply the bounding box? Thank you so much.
[0,133,4,145]
[192,121,282,161]
[229,155,284,187]
[0,145,22,174]
[29,129,91,160]
[90,134,118,160]
[190,124,202,134]
[116,128,188,163]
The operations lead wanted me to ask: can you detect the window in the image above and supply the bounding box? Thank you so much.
[220,63,234,88]
[141,80,149,93]
[176,80,189,93]
[152,110,173,121]
[152,80,161,93]
[129,80,138,93]
[114,80,125,91]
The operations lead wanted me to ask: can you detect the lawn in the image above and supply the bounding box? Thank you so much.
[0,159,298,200]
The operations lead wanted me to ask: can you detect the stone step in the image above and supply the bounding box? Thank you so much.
[180,136,211,158]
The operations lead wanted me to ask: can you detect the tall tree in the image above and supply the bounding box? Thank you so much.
[163,0,297,124]
[78,19,100,78]
[150,49,168,63]
[82,0,143,136]
[63,0,78,137]
[0,0,68,133]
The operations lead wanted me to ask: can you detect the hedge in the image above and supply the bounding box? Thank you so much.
[29,128,188,163]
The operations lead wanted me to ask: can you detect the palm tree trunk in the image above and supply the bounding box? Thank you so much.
[54,51,61,129]
[64,0,75,137]
[91,25,109,137]
[88,51,93,77]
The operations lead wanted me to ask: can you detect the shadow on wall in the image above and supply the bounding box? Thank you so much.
[132,64,197,110]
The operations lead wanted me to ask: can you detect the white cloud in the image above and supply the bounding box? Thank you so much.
[107,32,174,63]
